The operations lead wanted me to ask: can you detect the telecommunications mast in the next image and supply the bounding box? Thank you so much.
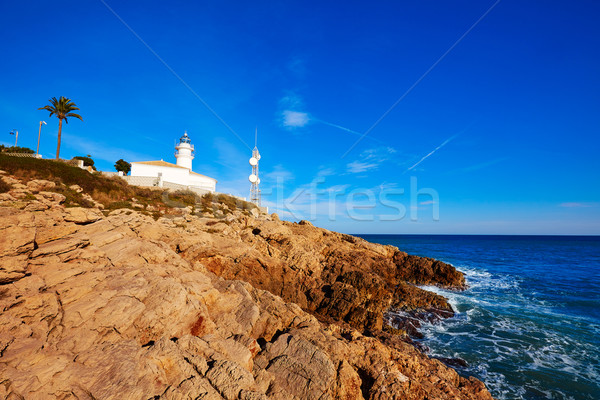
[248,128,261,206]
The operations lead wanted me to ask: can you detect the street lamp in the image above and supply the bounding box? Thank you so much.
[37,121,46,157]
[9,130,18,147]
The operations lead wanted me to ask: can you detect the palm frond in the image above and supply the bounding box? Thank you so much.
[38,96,83,121]
[66,112,83,121]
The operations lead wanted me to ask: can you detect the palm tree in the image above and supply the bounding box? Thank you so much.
[38,96,83,160]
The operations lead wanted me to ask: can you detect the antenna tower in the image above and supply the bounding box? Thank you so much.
[248,128,261,206]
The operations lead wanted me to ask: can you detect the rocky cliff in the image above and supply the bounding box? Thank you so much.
[0,170,494,400]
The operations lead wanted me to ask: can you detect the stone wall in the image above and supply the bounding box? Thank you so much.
[122,175,212,196]
[162,181,212,196]
[1,153,39,158]
[123,175,160,187]
[100,171,124,178]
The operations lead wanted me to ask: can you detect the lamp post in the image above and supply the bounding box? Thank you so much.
[9,130,18,147]
[37,121,46,157]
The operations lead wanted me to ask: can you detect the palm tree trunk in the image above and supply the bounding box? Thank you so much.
[56,118,63,160]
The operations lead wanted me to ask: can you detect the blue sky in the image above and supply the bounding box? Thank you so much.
[1,1,599,234]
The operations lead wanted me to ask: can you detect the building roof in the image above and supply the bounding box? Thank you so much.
[131,160,217,181]
[132,160,187,169]
[189,171,216,181]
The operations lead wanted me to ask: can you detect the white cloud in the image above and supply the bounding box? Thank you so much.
[282,110,310,128]
[363,147,396,158]
[317,167,336,177]
[347,161,379,173]
[346,146,396,174]
[325,184,350,193]
[278,93,311,129]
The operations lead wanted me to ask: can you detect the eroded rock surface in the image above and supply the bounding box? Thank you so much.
[0,172,493,399]
[162,215,465,333]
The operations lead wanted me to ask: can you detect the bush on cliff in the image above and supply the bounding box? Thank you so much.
[0,155,259,215]
[0,145,35,154]
[166,190,199,208]
[201,192,257,216]
[0,154,164,209]
[73,155,96,170]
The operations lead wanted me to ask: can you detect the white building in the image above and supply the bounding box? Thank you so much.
[130,132,217,193]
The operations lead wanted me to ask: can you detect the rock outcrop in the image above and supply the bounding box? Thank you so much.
[158,216,465,333]
[0,172,493,399]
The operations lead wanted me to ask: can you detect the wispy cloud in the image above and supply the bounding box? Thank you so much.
[559,202,598,208]
[405,134,457,173]
[278,94,383,144]
[264,164,294,181]
[62,133,153,163]
[317,167,336,177]
[312,118,385,144]
[263,164,295,189]
[447,157,508,174]
[279,93,304,109]
[287,56,307,78]
[325,184,350,193]
[347,161,380,173]
[347,147,396,174]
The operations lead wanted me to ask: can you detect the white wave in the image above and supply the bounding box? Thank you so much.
[456,265,520,291]
[406,263,600,399]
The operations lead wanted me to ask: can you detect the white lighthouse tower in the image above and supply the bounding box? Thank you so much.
[175,131,194,170]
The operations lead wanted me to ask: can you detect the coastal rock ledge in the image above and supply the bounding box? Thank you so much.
[0,173,494,399]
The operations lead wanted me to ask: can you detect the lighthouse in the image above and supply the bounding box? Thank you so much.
[130,131,217,193]
[175,131,194,170]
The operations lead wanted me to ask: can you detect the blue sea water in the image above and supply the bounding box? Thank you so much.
[356,235,600,400]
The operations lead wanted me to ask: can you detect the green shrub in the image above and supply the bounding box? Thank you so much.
[73,156,96,170]
[166,190,199,207]
[0,155,247,215]
[0,145,35,154]
[115,159,131,175]
[0,155,166,209]
[106,201,133,210]
[201,193,257,213]
[51,185,95,208]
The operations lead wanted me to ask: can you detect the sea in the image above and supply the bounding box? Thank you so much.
[356,234,600,400]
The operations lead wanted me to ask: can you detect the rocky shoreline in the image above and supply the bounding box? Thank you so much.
[0,171,494,399]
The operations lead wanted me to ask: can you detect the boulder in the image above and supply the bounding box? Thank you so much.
[26,179,56,192]
[63,207,103,224]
